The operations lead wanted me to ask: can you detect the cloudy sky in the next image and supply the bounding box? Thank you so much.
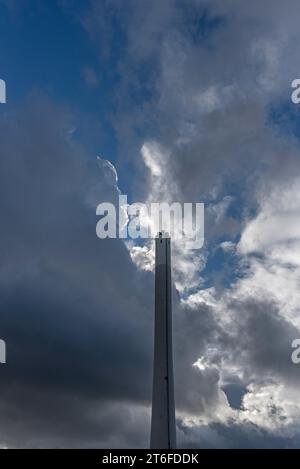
[1,0,300,448]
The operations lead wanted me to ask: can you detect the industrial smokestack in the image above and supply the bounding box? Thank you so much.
[150,232,176,449]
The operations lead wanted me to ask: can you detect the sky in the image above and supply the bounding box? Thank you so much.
[1,0,300,448]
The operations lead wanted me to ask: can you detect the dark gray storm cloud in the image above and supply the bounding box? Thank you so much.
[0,93,155,447]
